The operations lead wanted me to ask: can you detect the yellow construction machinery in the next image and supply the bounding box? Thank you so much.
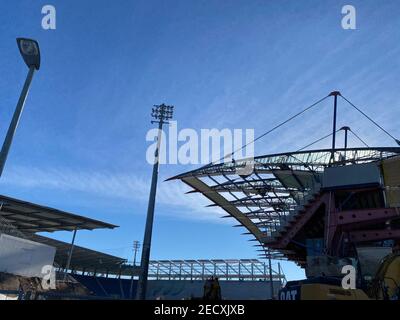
[279,253,400,300]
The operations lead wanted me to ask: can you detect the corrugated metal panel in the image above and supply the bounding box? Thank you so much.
[0,194,118,233]
[382,156,400,207]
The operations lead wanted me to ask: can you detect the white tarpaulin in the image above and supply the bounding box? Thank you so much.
[0,233,56,278]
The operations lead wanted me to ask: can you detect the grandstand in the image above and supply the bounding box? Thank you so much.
[168,147,400,264]
[0,194,133,299]
[73,259,284,300]
[73,275,282,300]
[0,194,284,300]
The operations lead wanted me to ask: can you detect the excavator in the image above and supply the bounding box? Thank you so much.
[279,252,400,300]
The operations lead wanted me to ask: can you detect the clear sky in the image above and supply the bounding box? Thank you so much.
[0,0,400,281]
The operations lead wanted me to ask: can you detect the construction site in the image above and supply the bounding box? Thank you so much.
[0,193,283,300]
[1,88,400,300]
[1,1,400,302]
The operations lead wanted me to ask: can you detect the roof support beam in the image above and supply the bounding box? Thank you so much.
[349,228,400,242]
[336,207,400,225]
[63,227,77,280]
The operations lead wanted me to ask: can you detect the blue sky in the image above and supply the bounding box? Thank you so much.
[0,0,400,281]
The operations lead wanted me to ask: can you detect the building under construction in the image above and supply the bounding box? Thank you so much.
[1,91,400,300]
[170,147,400,263]
[169,92,400,299]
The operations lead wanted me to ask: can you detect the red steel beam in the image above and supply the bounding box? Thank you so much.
[326,207,400,253]
[349,228,400,242]
[336,207,400,225]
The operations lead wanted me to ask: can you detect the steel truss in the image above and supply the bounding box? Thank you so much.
[148,259,285,283]
[169,148,400,259]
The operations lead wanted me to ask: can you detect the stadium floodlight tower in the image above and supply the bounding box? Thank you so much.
[136,103,174,300]
[0,38,40,177]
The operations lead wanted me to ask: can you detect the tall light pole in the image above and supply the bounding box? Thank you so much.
[129,240,140,299]
[133,240,141,266]
[0,38,41,177]
[136,104,174,300]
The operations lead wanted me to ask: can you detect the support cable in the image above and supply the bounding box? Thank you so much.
[340,95,400,146]
[297,131,336,152]
[209,94,331,166]
[349,129,369,148]
[297,127,370,151]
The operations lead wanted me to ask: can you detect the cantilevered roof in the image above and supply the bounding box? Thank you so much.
[30,234,137,276]
[0,194,117,233]
[169,147,400,259]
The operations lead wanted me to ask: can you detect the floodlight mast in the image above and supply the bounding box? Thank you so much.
[136,104,174,300]
[129,240,141,299]
[0,38,40,177]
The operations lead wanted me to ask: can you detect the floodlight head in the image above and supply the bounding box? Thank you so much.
[16,38,40,70]
[151,103,174,122]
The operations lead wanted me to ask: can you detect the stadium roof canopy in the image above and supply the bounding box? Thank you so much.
[30,234,137,276]
[0,194,117,233]
[168,147,400,259]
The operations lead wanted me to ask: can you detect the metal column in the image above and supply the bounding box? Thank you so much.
[0,67,35,177]
[63,228,77,281]
[329,91,341,164]
[129,241,140,299]
[136,114,165,299]
[268,249,274,299]
[340,126,350,150]
[340,126,350,161]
